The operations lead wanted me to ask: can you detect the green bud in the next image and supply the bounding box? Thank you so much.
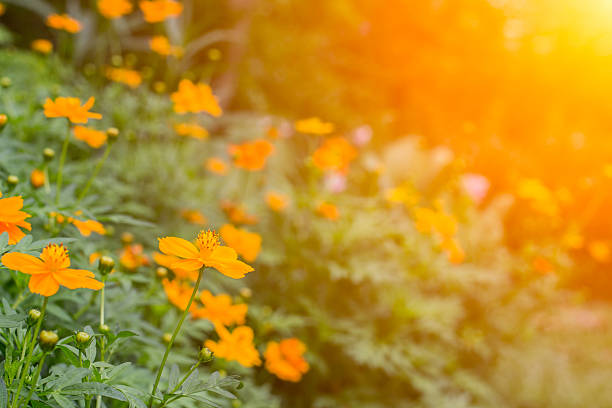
[121,232,134,245]
[75,331,91,348]
[98,256,115,276]
[111,54,123,67]
[162,333,172,344]
[39,330,59,352]
[156,267,168,279]
[106,127,119,143]
[99,324,110,334]
[0,77,12,88]
[43,148,55,162]
[27,309,41,326]
[7,175,18,188]
[198,347,214,364]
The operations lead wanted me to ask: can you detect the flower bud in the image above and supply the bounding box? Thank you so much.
[7,175,18,188]
[106,127,119,143]
[27,309,41,326]
[153,81,166,94]
[156,267,168,279]
[231,400,242,408]
[121,232,134,245]
[0,77,11,88]
[98,256,115,276]
[111,54,123,67]
[0,114,7,129]
[99,324,110,334]
[239,287,252,299]
[43,148,55,162]
[162,333,172,344]
[39,330,59,352]
[124,53,138,67]
[198,347,214,364]
[75,331,91,348]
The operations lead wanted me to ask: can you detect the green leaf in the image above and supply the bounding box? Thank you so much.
[61,383,127,401]
[52,393,76,408]
[0,313,25,328]
[0,378,8,408]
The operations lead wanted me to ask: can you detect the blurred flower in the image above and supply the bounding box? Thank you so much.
[351,125,373,146]
[139,0,183,23]
[30,169,45,189]
[153,252,198,281]
[441,238,465,264]
[588,240,610,263]
[171,79,222,116]
[158,229,254,279]
[384,184,420,207]
[1,244,103,297]
[119,244,150,270]
[205,157,229,175]
[516,178,558,217]
[150,35,183,57]
[205,324,261,367]
[31,39,53,54]
[221,201,258,225]
[162,278,197,311]
[603,163,612,178]
[0,114,6,127]
[312,137,357,174]
[73,126,107,148]
[562,228,584,250]
[266,191,289,212]
[192,290,248,326]
[181,209,207,225]
[106,67,142,88]
[98,0,133,18]
[220,224,262,262]
[294,117,334,135]
[460,173,489,204]
[413,206,458,240]
[316,202,340,221]
[45,14,82,33]
[174,123,208,140]
[323,172,347,193]
[264,338,309,382]
[266,126,279,140]
[0,3,4,16]
[228,139,274,171]
[532,256,553,274]
[70,219,106,237]
[44,97,102,124]
[0,192,31,244]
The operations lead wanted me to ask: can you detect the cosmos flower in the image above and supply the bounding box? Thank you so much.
[228,139,274,171]
[204,324,261,367]
[0,192,32,244]
[294,117,334,135]
[192,290,248,326]
[205,157,229,175]
[311,137,357,174]
[30,169,45,189]
[45,14,82,33]
[73,126,107,148]
[264,338,309,382]
[98,0,133,18]
[139,0,183,23]
[44,97,102,124]
[31,39,53,54]
[265,191,289,212]
[171,79,222,116]
[219,224,262,262]
[105,67,142,88]
[174,123,209,140]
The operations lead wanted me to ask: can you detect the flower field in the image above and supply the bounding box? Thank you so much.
[1,1,612,407]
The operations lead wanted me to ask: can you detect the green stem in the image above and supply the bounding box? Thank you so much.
[95,277,107,408]
[73,291,99,320]
[77,143,112,204]
[11,297,47,408]
[148,268,204,408]
[55,121,71,206]
[20,352,48,407]
[13,328,31,386]
[158,362,201,408]
[11,288,26,309]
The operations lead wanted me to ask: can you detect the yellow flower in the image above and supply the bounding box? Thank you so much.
[0,193,31,244]
[105,67,142,88]
[150,35,183,57]
[139,0,183,23]
[46,14,82,33]
[70,219,106,237]
[30,169,45,189]
[265,191,289,212]
[264,338,309,382]
[174,123,209,140]
[588,241,610,263]
[162,278,197,311]
[73,126,107,148]
[171,79,222,116]
[119,244,150,270]
[31,39,53,54]
[158,230,254,278]
[311,137,358,174]
[205,157,229,175]
[516,178,558,217]
[316,202,339,221]
[204,324,261,367]
[220,224,262,262]
[228,139,274,171]
[44,97,102,124]
[294,117,334,135]
[0,3,5,16]
[192,290,248,326]
[98,0,133,18]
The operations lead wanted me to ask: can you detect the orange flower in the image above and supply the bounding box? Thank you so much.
[73,126,107,148]
[440,238,465,265]
[294,117,334,135]
[174,123,209,140]
[228,139,274,171]
[150,35,182,57]
[204,324,261,367]
[0,3,4,16]
[192,290,247,326]
[588,241,610,263]
[106,67,142,88]
[316,202,339,221]
[139,0,183,23]
[171,79,222,116]
[70,219,106,237]
[0,192,31,244]
[153,252,199,281]
[1,244,104,297]
[265,191,289,212]
[158,229,253,279]
[98,0,133,18]
[180,209,207,225]
[162,278,197,311]
[220,224,261,262]
[119,244,150,270]
[413,207,458,239]
[264,338,309,382]
[45,14,82,33]
[0,114,6,126]
[44,97,102,124]
[30,169,45,188]
[311,137,357,174]
[31,39,53,54]
[532,256,553,274]
[205,157,229,175]
[221,201,258,225]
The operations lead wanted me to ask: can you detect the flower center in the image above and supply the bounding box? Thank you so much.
[196,229,219,257]
[41,244,69,272]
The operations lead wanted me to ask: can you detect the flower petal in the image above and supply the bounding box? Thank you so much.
[170,258,203,272]
[54,268,104,291]
[204,246,253,279]
[158,237,199,259]
[1,252,48,274]
[28,273,60,296]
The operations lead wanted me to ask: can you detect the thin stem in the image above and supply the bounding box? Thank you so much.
[159,362,200,408]
[11,288,26,309]
[13,328,31,386]
[20,352,48,407]
[55,121,71,206]
[148,269,204,408]
[73,291,98,320]
[77,143,112,204]
[95,277,106,408]
[11,297,47,408]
